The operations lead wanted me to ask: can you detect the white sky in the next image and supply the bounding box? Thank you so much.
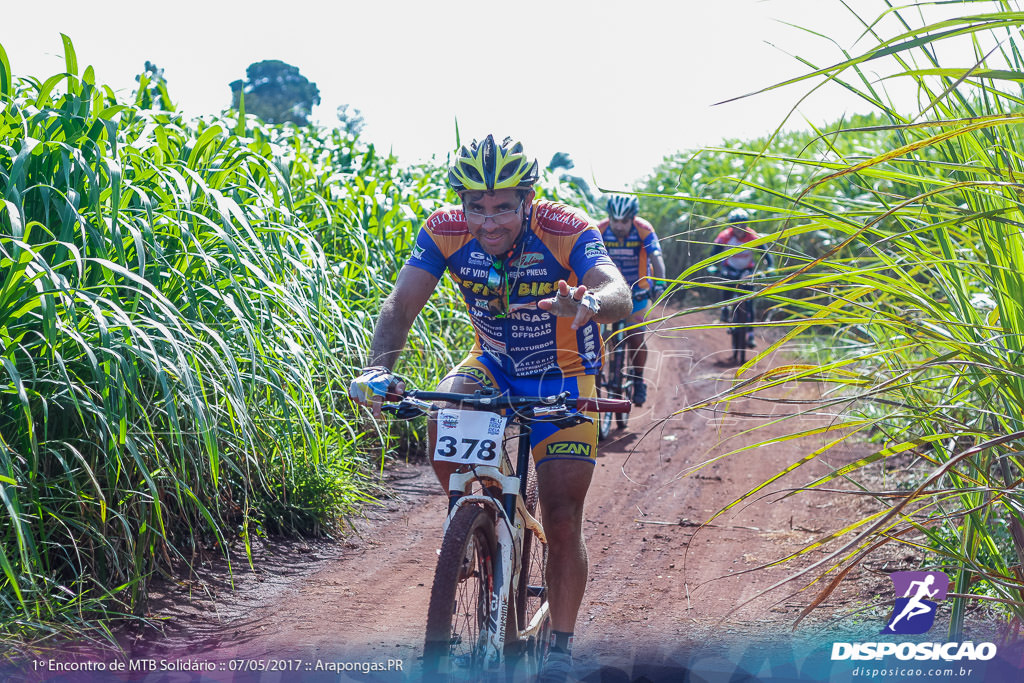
[0,1,1001,189]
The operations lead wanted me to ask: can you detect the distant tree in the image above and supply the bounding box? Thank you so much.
[548,152,574,172]
[134,60,174,111]
[336,103,365,136]
[548,152,594,203]
[229,60,321,126]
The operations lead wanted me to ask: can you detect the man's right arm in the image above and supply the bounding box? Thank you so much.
[368,265,441,369]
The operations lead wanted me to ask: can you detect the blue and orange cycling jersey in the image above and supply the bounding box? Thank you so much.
[598,216,662,290]
[407,199,615,377]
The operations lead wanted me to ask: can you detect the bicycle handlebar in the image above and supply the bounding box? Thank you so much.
[384,388,631,414]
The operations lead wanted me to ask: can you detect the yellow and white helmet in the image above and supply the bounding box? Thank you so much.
[448,135,539,193]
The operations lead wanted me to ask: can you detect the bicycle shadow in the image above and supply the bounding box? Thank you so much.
[597,431,641,457]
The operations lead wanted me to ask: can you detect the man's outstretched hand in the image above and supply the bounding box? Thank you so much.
[538,280,599,330]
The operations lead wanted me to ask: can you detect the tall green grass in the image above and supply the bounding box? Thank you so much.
[660,2,1024,636]
[0,37,468,642]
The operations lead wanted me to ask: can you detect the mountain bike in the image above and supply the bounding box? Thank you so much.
[708,266,756,365]
[597,289,649,437]
[383,388,630,681]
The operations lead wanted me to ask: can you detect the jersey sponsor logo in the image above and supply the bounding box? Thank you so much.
[478,333,508,355]
[546,442,592,457]
[455,365,492,387]
[426,209,468,234]
[410,244,426,261]
[584,242,608,259]
[536,205,589,234]
[517,281,559,297]
[508,310,550,323]
[450,271,499,297]
[510,252,545,269]
[524,267,549,277]
[469,251,491,265]
[515,359,558,375]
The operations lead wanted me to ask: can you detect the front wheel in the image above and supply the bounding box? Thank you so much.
[730,324,747,365]
[614,385,631,430]
[608,346,630,430]
[512,462,550,676]
[423,505,498,682]
[729,299,753,365]
[596,378,613,441]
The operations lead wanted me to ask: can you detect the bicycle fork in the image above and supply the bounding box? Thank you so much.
[444,466,547,672]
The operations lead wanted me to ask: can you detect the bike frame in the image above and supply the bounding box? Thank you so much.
[384,388,628,678]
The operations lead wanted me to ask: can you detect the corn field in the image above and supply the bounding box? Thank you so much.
[0,36,473,642]
[654,1,1024,637]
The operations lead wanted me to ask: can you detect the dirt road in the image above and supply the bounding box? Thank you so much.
[130,310,881,680]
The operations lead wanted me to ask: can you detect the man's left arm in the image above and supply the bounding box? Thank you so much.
[583,263,632,323]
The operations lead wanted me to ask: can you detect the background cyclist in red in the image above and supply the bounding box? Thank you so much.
[710,208,774,348]
[350,135,631,682]
[598,195,666,407]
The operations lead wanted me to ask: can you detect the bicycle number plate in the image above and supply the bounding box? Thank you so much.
[433,409,507,465]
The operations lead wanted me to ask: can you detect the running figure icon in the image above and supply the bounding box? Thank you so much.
[887,575,938,630]
[881,571,950,635]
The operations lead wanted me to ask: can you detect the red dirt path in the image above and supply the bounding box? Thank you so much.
[126,310,886,679]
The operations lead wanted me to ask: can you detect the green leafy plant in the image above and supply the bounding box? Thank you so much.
[0,37,467,645]
[660,1,1024,637]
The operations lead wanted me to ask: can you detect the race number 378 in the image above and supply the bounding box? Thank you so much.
[433,409,507,465]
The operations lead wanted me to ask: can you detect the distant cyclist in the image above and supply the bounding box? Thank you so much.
[598,195,666,407]
[709,208,773,348]
[349,135,631,683]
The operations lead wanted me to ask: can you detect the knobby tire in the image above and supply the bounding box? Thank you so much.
[611,346,630,430]
[512,460,550,675]
[730,300,752,366]
[423,505,498,682]
[596,378,613,441]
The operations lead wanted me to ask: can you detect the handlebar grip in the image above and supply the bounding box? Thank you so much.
[575,397,632,413]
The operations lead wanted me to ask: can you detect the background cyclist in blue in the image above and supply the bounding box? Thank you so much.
[598,195,666,407]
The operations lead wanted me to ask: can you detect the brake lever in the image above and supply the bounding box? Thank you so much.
[382,397,433,419]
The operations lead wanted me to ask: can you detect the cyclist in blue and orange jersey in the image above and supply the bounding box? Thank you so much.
[350,135,631,683]
[598,195,666,407]
[710,208,774,347]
